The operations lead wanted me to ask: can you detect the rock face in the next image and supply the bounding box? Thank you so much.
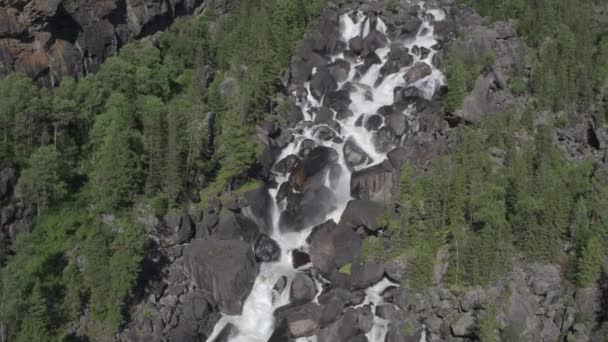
[0,0,227,86]
[184,238,257,315]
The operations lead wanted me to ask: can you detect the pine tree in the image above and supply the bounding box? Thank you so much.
[17,285,50,342]
[139,96,167,195]
[446,53,467,112]
[16,145,67,215]
[164,99,188,202]
[93,93,140,209]
[576,236,604,286]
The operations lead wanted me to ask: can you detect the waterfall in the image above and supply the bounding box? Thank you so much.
[207,4,445,342]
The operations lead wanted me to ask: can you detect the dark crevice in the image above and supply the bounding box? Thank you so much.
[588,124,601,150]
[47,5,82,44]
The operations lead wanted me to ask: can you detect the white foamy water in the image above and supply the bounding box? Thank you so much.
[207,4,445,342]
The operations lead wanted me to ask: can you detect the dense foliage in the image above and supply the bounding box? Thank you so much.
[365,112,608,289]
[464,0,608,116]
[0,0,325,339]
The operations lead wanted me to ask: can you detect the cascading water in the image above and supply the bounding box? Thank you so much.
[208,3,445,342]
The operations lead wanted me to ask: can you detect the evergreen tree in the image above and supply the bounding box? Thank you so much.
[93,93,140,209]
[446,53,467,112]
[16,145,67,215]
[576,236,604,287]
[17,285,50,342]
[139,96,167,195]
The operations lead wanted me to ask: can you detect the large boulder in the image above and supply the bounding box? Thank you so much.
[290,273,317,304]
[328,59,351,83]
[214,212,261,244]
[451,312,476,337]
[339,200,384,231]
[275,302,323,338]
[184,238,257,315]
[350,260,384,290]
[350,160,395,202]
[289,146,339,191]
[456,74,498,123]
[162,213,194,246]
[316,309,359,342]
[310,68,338,100]
[403,62,432,84]
[279,185,337,233]
[362,29,388,54]
[308,220,362,276]
[254,234,281,262]
[343,140,371,170]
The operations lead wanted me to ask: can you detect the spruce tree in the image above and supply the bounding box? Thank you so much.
[93,93,140,209]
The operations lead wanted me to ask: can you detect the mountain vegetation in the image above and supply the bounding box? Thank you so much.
[0,0,324,339]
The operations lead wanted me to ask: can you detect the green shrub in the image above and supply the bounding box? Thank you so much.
[386,0,399,12]
[510,77,527,95]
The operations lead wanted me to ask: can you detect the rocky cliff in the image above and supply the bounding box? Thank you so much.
[0,0,225,86]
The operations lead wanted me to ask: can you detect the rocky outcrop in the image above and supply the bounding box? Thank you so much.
[0,0,228,86]
[0,167,35,264]
[184,238,257,315]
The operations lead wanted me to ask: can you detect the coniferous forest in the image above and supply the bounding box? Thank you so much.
[0,0,607,341]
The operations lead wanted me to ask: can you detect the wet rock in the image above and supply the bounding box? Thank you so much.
[337,109,354,120]
[391,13,423,39]
[323,89,352,112]
[351,159,395,202]
[385,111,408,136]
[290,56,313,84]
[355,306,374,333]
[451,312,475,337]
[310,68,338,100]
[275,154,301,174]
[292,249,311,268]
[348,36,364,54]
[289,146,339,191]
[328,59,351,83]
[242,183,273,234]
[276,182,292,204]
[319,291,348,326]
[349,335,368,342]
[364,114,383,131]
[280,185,337,233]
[274,276,288,295]
[290,273,317,304]
[343,140,371,170]
[254,234,281,262]
[315,107,334,123]
[363,29,388,53]
[394,86,425,102]
[275,302,323,338]
[404,62,432,84]
[184,238,257,315]
[211,323,238,342]
[373,126,399,153]
[317,309,359,342]
[268,319,295,342]
[339,200,384,231]
[315,126,338,141]
[363,51,382,67]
